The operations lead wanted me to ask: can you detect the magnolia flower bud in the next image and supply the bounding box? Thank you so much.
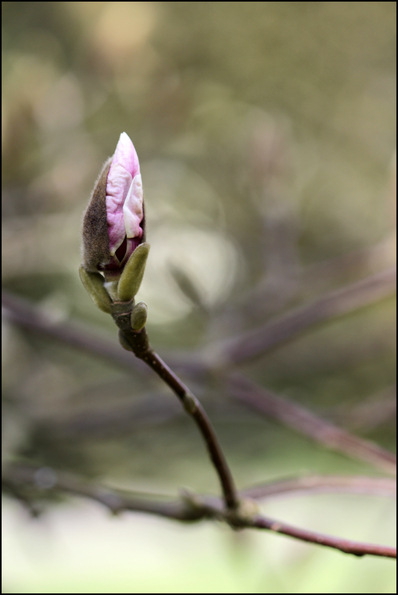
[82,132,146,281]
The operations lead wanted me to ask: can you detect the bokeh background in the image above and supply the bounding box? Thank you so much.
[2,2,396,593]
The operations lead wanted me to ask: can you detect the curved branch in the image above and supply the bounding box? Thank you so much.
[111,304,239,512]
[228,374,396,475]
[145,350,239,511]
[211,267,396,367]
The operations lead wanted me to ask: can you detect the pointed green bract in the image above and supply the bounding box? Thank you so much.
[130,302,148,331]
[79,266,112,313]
[117,243,150,302]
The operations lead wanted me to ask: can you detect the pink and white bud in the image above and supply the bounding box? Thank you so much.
[82,132,145,280]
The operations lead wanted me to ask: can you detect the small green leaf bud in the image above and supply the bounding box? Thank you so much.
[130,302,148,331]
[79,266,112,314]
[182,391,197,414]
[117,242,150,302]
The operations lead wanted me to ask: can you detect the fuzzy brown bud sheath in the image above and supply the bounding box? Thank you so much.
[82,133,145,282]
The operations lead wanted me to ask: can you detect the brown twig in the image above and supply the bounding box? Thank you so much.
[3,463,395,559]
[211,267,396,367]
[111,300,238,511]
[143,350,239,511]
[228,374,396,475]
[245,515,396,558]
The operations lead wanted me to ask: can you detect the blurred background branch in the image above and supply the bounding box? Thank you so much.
[208,267,396,367]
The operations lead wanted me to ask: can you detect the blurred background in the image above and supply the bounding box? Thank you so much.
[2,2,396,592]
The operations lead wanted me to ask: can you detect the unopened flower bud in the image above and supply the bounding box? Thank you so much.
[82,132,146,282]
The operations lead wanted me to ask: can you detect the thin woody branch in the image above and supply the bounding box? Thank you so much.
[3,463,395,559]
[144,350,239,511]
[245,515,396,559]
[111,300,238,512]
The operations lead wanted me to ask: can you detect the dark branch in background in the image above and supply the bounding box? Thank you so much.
[3,463,396,559]
[300,237,396,295]
[228,374,396,475]
[211,267,396,367]
[2,291,148,375]
[214,238,395,331]
[1,291,204,379]
[2,289,396,475]
[331,386,396,432]
[33,388,182,440]
[241,474,396,499]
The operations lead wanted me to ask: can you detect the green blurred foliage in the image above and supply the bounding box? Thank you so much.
[2,2,396,593]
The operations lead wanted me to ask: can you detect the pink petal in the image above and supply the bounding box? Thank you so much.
[105,133,143,258]
[106,163,133,255]
[112,132,140,178]
[123,174,143,238]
